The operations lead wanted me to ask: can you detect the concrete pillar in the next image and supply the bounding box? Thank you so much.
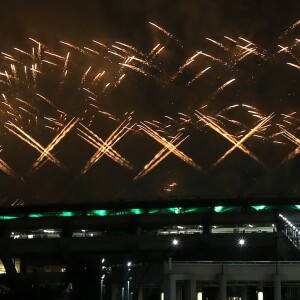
[177,286,182,300]
[218,274,227,300]
[124,280,130,300]
[168,257,172,272]
[242,286,248,300]
[111,284,118,300]
[274,274,281,300]
[138,286,143,300]
[163,274,176,300]
[185,275,196,300]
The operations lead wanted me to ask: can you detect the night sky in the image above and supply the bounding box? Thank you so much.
[0,0,299,205]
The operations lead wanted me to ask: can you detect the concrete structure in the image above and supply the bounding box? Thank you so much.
[162,261,300,300]
[0,204,299,299]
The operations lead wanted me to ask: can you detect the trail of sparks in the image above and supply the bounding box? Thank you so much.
[171,51,202,81]
[78,123,133,170]
[211,78,236,98]
[79,117,134,175]
[206,38,229,51]
[198,51,227,65]
[134,133,187,181]
[281,19,300,38]
[149,22,182,47]
[119,63,154,78]
[0,154,20,180]
[5,122,64,168]
[212,114,273,167]
[137,122,203,174]
[188,67,211,86]
[28,118,79,175]
[195,111,269,167]
[287,62,300,71]
[279,127,300,165]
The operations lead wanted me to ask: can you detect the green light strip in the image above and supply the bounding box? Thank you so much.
[0,204,299,219]
[0,216,19,220]
[214,206,223,213]
[251,205,266,211]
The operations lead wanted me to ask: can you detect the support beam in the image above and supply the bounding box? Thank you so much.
[185,275,196,300]
[242,286,248,300]
[218,274,226,300]
[163,274,176,300]
[274,274,281,300]
[124,280,130,300]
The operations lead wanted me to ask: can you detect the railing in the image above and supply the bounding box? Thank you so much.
[279,214,300,251]
[171,261,300,265]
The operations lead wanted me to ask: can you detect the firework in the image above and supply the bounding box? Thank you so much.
[78,123,133,170]
[6,121,64,169]
[79,116,134,175]
[28,118,79,176]
[0,18,297,195]
[149,22,182,47]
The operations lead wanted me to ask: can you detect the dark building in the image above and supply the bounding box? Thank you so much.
[0,197,299,299]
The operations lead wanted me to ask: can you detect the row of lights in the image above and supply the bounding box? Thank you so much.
[172,237,247,247]
[279,214,299,233]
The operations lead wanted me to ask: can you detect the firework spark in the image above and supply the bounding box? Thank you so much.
[287,62,300,71]
[212,114,273,167]
[5,122,64,169]
[136,122,203,176]
[28,118,79,175]
[78,123,133,170]
[79,116,134,175]
[195,111,272,167]
[134,133,187,181]
[149,22,182,47]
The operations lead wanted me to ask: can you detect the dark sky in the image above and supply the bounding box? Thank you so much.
[0,0,299,205]
[0,0,298,47]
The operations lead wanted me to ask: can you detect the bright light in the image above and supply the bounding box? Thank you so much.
[127,261,132,267]
[252,205,266,211]
[197,291,203,300]
[258,291,263,300]
[43,229,55,233]
[101,258,105,263]
[161,292,164,300]
[172,239,179,246]
[214,206,223,213]
[238,239,246,246]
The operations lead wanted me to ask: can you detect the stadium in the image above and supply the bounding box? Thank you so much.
[0,0,299,299]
